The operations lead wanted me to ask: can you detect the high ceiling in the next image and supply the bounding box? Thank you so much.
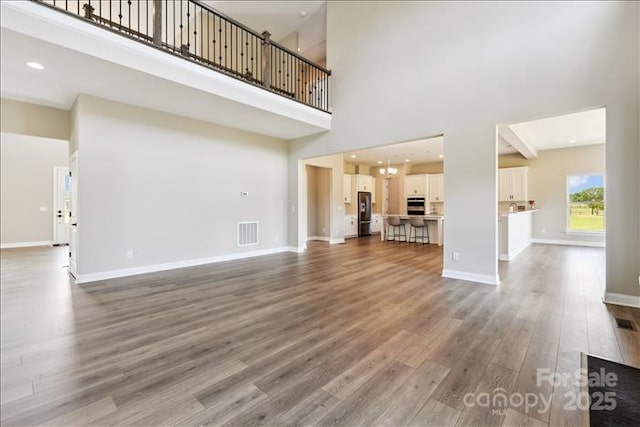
[343,136,444,165]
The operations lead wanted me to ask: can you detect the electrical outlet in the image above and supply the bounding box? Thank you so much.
[126,250,134,260]
[452,251,460,261]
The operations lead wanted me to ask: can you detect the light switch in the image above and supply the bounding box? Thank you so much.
[240,192,249,197]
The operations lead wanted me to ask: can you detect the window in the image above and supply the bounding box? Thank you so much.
[567,174,605,233]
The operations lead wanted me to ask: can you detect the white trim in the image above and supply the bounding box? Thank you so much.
[441,269,500,286]
[75,247,292,284]
[531,238,605,248]
[307,236,330,242]
[603,292,640,308]
[330,238,346,245]
[564,230,605,236]
[287,246,305,253]
[1,241,53,249]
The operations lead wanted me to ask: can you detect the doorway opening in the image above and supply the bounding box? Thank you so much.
[52,166,71,246]
[306,165,332,243]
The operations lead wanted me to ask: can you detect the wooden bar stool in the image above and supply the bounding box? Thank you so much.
[408,217,430,244]
[386,216,406,242]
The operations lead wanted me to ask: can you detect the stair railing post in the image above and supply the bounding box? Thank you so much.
[262,31,272,89]
[153,0,162,47]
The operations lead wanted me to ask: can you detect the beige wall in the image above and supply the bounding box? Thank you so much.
[73,95,288,277]
[1,132,69,245]
[408,161,444,174]
[499,144,606,244]
[1,98,70,140]
[306,165,331,238]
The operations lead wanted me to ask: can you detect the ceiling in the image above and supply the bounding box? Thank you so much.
[343,136,444,165]
[501,107,606,154]
[207,1,327,62]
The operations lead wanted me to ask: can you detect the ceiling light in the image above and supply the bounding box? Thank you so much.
[379,160,398,179]
[350,154,357,158]
[405,159,410,162]
[377,160,383,164]
[568,139,576,143]
[26,62,44,70]
[438,154,444,159]
[300,11,307,17]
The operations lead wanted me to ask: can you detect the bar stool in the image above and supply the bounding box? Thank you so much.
[386,216,406,242]
[408,217,430,244]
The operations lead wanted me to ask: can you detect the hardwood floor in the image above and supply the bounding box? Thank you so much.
[1,238,638,426]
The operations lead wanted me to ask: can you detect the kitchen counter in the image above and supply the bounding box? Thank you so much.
[499,210,537,260]
[381,214,444,245]
[498,209,538,217]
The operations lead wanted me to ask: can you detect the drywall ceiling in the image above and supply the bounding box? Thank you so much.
[0,23,327,140]
[503,107,606,152]
[206,1,326,62]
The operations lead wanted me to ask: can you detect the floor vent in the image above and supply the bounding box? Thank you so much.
[615,318,636,331]
[237,221,259,247]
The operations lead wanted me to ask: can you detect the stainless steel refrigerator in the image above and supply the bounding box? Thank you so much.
[358,192,372,236]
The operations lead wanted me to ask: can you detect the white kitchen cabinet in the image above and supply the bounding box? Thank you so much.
[343,174,353,203]
[405,174,428,197]
[372,214,382,233]
[499,167,528,202]
[355,174,374,193]
[371,177,376,203]
[429,174,444,202]
[344,214,357,237]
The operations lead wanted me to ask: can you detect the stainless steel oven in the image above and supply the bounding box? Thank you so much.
[407,197,425,215]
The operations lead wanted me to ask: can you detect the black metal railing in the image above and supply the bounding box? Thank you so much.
[33,0,331,112]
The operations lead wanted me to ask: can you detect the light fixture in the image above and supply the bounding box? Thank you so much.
[405,159,410,162]
[379,160,398,179]
[377,160,383,164]
[350,154,357,158]
[26,62,44,70]
[568,139,576,143]
[438,154,444,159]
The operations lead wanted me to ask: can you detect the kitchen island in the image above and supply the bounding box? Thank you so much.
[498,209,538,261]
[381,214,444,245]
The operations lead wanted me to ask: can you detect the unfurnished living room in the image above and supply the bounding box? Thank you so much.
[1,1,639,426]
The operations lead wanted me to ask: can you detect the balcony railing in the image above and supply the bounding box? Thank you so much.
[33,0,331,112]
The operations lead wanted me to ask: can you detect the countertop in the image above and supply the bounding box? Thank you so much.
[383,214,444,219]
[499,209,538,217]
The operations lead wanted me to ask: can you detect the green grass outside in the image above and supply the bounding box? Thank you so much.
[569,204,604,231]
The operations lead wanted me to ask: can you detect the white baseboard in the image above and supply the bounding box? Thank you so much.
[603,292,640,308]
[1,240,53,249]
[442,269,500,286]
[499,240,531,261]
[330,238,345,245]
[287,246,305,253]
[75,246,293,284]
[531,238,605,248]
[307,236,330,242]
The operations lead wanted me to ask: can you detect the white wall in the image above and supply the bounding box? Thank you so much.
[289,1,639,295]
[0,98,70,140]
[0,132,68,246]
[73,95,289,279]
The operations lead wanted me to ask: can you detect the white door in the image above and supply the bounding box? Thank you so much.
[68,154,78,278]
[53,167,71,245]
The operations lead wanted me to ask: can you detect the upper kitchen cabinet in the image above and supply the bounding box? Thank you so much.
[355,174,374,193]
[405,174,428,197]
[429,174,444,202]
[343,174,353,203]
[499,167,528,201]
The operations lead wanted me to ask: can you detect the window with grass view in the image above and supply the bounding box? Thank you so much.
[567,174,605,232]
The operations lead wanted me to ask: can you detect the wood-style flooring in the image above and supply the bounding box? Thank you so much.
[1,238,639,426]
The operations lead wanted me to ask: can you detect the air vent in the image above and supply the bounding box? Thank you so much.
[615,318,636,331]
[237,221,259,247]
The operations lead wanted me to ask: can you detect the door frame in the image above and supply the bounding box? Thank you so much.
[52,166,70,245]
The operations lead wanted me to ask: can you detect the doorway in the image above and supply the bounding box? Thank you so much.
[53,166,71,245]
[306,165,332,242]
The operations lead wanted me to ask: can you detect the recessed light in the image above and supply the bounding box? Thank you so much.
[377,160,383,164]
[26,62,44,70]
[300,11,307,17]
[405,159,410,162]
[350,154,357,158]
[568,139,576,143]
[438,154,444,159]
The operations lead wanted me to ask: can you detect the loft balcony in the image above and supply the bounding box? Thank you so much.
[0,0,331,139]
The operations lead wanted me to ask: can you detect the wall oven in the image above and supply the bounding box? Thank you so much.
[407,197,425,215]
